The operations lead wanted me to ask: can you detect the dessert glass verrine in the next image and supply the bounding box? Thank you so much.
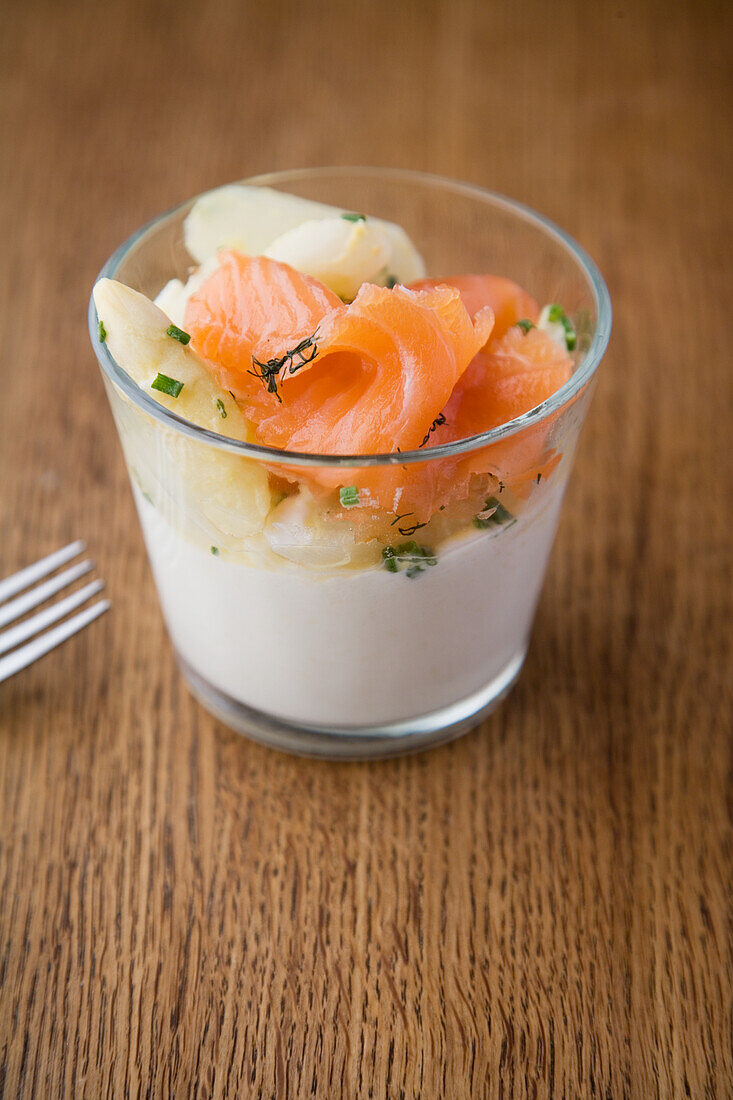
[89,168,611,758]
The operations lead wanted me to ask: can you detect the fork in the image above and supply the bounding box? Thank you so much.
[0,541,110,683]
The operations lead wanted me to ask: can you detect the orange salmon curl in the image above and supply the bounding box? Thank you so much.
[184,251,571,516]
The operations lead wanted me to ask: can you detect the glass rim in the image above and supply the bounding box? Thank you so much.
[89,166,612,469]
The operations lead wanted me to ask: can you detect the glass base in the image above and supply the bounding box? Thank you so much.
[177,648,527,759]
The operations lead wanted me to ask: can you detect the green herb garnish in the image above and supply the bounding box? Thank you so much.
[98,319,107,342]
[516,318,535,334]
[341,212,366,223]
[216,398,227,419]
[250,331,319,403]
[382,541,437,578]
[536,472,542,484]
[339,486,361,508]
[547,304,577,350]
[398,519,428,537]
[420,412,447,447]
[211,545,220,556]
[391,511,414,527]
[383,550,399,573]
[474,496,516,530]
[166,323,191,345]
[385,275,399,289]
[151,373,184,398]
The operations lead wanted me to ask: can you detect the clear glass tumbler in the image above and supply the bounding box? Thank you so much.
[89,168,611,758]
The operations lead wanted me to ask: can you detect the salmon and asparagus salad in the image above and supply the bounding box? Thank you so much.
[93,184,579,575]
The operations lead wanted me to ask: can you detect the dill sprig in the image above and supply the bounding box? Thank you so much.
[398,519,428,537]
[390,511,414,527]
[249,331,319,403]
[419,412,447,448]
[391,511,429,535]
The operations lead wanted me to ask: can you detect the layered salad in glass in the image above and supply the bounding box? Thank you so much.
[92,181,587,737]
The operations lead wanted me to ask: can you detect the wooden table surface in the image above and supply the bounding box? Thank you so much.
[1,1,731,1096]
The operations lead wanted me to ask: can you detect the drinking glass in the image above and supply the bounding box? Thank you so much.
[90,168,611,758]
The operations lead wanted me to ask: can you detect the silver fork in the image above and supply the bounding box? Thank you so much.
[0,541,110,683]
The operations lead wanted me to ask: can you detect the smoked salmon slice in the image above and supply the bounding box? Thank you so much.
[407,323,574,511]
[184,250,342,413]
[332,322,573,524]
[185,249,571,521]
[409,274,539,339]
[433,324,573,443]
[252,283,493,455]
[186,253,493,458]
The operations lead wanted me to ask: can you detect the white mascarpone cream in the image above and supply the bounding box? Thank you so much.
[132,479,566,726]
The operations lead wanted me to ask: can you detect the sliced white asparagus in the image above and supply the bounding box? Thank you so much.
[93,278,271,542]
[154,256,221,328]
[94,278,245,435]
[264,488,381,570]
[183,183,426,288]
[265,217,392,301]
[184,184,339,262]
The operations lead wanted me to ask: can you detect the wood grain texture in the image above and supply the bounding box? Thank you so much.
[1,0,731,1096]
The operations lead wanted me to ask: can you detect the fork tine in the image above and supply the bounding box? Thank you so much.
[0,540,85,604]
[0,599,110,683]
[0,578,106,656]
[0,560,94,629]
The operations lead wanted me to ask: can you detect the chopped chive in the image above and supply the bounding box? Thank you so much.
[546,304,577,351]
[216,398,227,419]
[382,541,437,577]
[98,319,107,342]
[151,372,184,398]
[474,496,516,530]
[341,211,366,223]
[339,485,361,508]
[166,323,191,345]
[516,318,534,334]
[385,275,399,289]
[536,472,542,484]
[383,553,399,573]
[211,545,220,556]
